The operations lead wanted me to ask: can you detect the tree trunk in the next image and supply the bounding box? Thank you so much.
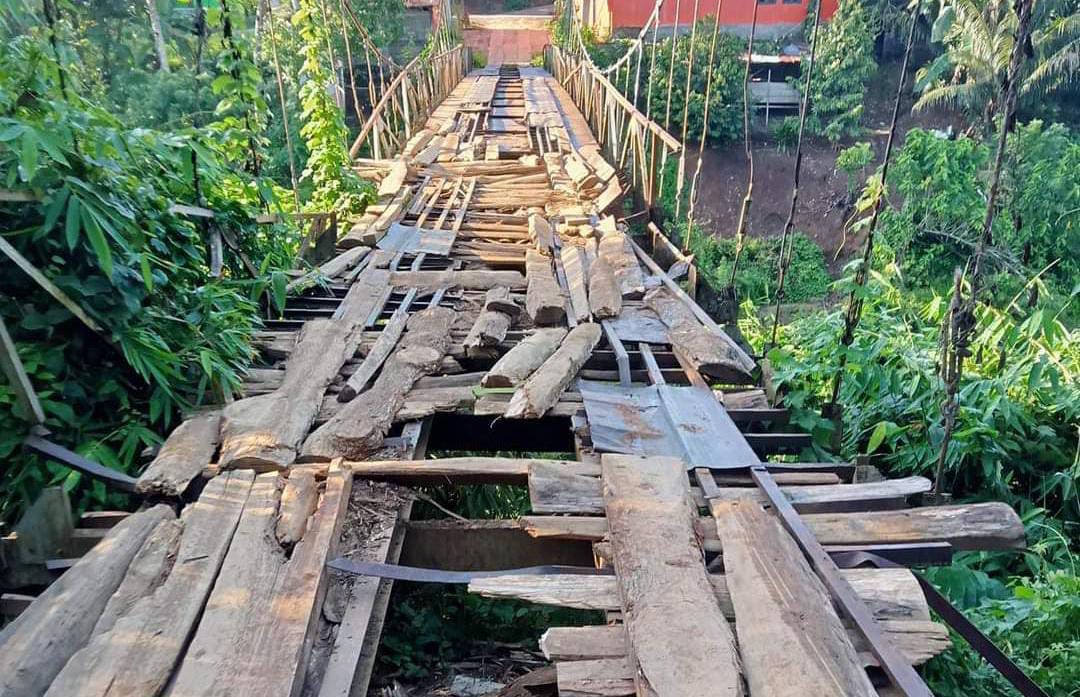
[145,0,170,73]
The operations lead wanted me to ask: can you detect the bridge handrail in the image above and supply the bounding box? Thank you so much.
[349,44,471,160]
[545,43,682,208]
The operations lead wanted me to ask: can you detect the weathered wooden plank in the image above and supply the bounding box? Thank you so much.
[482,286,520,315]
[528,461,603,514]
[645,288,754,383]
[528,213,555,253]
[302,308,456,460]
[463,309,511,357]
[92,518,182,636]
[561,244,590,323]
[388,269,526,290]
[520,502,1025,550]
[0,505,174,697]
[556,657,635,697]
[276,468,319,547]
[135,411,221,497]
[481,327,566,388]
[343,456,595,485]
[715,500,876,696]
[540,620,950,668]
[505,323,601,419]
[525,249,567,326]
[597,233,644,299]
[42,471,254,697]
[707,476,933,507]
[338,308,408,403]
[601,454,742,697]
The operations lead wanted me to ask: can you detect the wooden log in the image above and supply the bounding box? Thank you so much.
[525,250,566,326]
[388,269,526,290]
[218,320,360,469]
[338,308,408,403]
[528,213,555,254]
[301,308,456,460]
[715,500,876,696]
[135,411,221,497]
[0,505,174,697]
[169,462,352,696]
[645,288,754,383]
[600,454,741,697]
[276,468,319,546]
[482,286,520,316]
[92,518,182,636]
[42,471,254,697]
[521,502,1026,550]
[464,310,511,357]
[597,233,644,299]
[481,328,567,388]
[505,323,601,419]
[561,245,590,323]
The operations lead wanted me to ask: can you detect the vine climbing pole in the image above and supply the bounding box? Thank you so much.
[933,0,1035,495]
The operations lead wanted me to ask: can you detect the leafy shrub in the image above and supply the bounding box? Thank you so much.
[835,141,873,195]
[504,0,529,11]
[803,0,876,142]
[773,116,800,153]
[692,233,832,304]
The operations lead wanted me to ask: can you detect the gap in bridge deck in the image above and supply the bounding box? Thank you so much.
[426,412,575,454]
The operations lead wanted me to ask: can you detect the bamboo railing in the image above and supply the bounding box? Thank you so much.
[544,43,683,209]
[348,44,472,160]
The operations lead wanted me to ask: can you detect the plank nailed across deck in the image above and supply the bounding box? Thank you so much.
[600,454,742,697]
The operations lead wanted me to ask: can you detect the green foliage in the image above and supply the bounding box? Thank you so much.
[504,0,529,11]
[773,115,800,153]
[835,141,873,195]
[691,234,831,304]
[293,0,372,215]
[586,20,746,144]
[743,265,1079,571]
[924,567,1080,697]
[803,0,876,142]
[880,124,1080,304]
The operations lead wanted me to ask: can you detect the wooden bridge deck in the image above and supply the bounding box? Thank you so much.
[0,64,1026,697]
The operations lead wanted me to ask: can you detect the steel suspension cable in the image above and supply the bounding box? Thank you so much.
[728,0,760,283]
[767,0,825,348]
[657,0,685,199]
[673,0,703,223]
[683,0,724,253]
[933,0,1035,494]
[828,5,920,409]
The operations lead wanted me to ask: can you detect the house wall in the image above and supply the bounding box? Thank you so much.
[604,0,839,38]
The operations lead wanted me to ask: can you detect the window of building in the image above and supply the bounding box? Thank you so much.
[758,0,777,4]
[782,0,802,4]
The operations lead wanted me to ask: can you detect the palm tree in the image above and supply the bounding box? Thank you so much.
[913,0,1078,127]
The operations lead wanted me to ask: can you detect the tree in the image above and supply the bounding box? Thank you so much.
[804,0,877,142]
[145,0,170,72]
[915,0,1080,127]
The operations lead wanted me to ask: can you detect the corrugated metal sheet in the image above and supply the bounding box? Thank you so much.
[377,223,456,256]
[578,381,759,469]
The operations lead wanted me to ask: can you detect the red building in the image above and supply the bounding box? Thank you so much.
[578,0,839,38]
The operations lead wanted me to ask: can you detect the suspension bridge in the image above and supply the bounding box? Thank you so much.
[0,7,1045,697]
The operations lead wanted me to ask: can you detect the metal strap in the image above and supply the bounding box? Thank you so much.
[832,551,1051,697]
[24,432,138,492]
[749,465,933,697]
[327,559,612,584]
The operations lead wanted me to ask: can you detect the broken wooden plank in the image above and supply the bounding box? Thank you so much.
[597,233,644,299]
[715,499,876,696]
[342,456,591,485]
[464,309,511,357]
[388,269,526,290]
[528,213,555,254]
[600,454,741,697]
[302,308,456,460]
[287,247,370,293]
[586,255,621,319]
[561,244,590,323]
[525,249,566,326]
[0,505,174,697]
[556,657,635,697]
[42,471,254,697]
[135,411,221,497]
[707,476,933,508]
[338,308,408,403]
[482,286,520,315]
[481,327,567,388]
[505,323,601,419]
[276,468,319,547]
[645,287,754,383]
